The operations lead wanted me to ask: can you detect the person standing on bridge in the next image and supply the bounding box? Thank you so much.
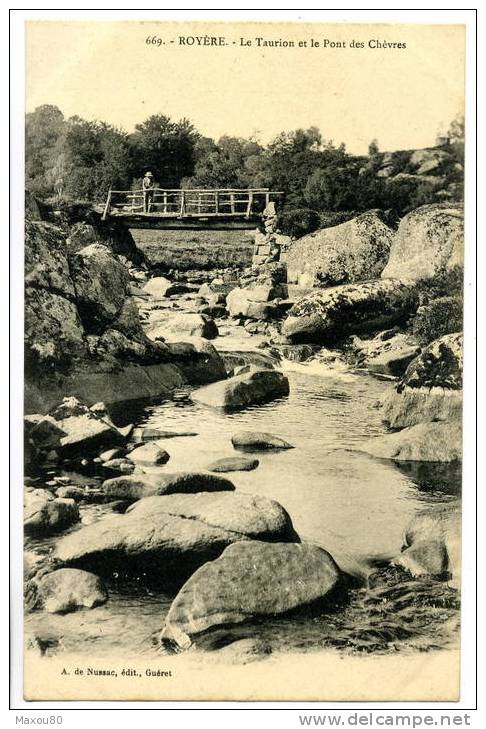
[142,171,155,212]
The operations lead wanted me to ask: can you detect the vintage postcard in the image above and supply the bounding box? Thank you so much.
[22,18,466,702]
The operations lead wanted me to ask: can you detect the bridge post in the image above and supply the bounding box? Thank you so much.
[102,189,112,220]
[179,190,186,217]
[230,192,235,214]
[215,191,219,214]
[163,191,168,214]
[246,190,254,218]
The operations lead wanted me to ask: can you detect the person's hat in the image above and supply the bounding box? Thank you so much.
[145,171,153,177]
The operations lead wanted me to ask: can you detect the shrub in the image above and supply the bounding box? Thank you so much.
[319,210,357,229]
[277,208,321,238]
[411,296,463,344]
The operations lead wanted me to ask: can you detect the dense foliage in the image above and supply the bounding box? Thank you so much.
[26,106,464,220]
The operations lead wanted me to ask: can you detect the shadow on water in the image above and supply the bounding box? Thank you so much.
[391,460,462,497]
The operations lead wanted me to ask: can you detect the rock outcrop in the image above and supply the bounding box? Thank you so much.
[54,492,300,583]
[282,280,418,343]
[160,541,342,648]
[286,211,394,288]
[24,212,228,412]
[382,333,463,428]
[359,420,462,462]
[381,203,463,280]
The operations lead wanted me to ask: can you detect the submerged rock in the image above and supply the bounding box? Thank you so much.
[54,492,299,583]
[191,369,289,411]
[231,431,294,451]
[282,279,418,343]
[160,541,342,649]
[102,472,235,500]
[34,568,108,614]
[207,456,260,473]
[359,420,462,462]
[286,210,394,288]
[131,427,198,442]
[381,203,463,280]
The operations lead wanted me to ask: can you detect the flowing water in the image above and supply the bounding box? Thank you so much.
[25,356,461,660]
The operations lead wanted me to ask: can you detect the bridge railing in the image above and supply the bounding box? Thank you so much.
[102,188,283,219]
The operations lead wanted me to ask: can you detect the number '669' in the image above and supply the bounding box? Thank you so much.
[146,36,163,46]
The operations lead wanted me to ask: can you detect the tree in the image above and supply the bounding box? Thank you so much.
[183,135,264,188]
[368,138,379,156]
[62,118,132,200]
[25,105,66,195]
[129,114,199,188]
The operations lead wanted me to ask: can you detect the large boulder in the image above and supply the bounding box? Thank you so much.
[160,541,342,649]
[286,211,394,288]
[24,490,80,536]
[382,203,463,280]
[282,279,418,343]
[191,369,289,411]
[382,333,463,427]
[53,492,300,584]
[103,472,235,501]
[33,568,108,614]
[359,420,462,462]
[68,243,130,332]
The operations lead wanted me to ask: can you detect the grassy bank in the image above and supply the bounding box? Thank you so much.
[131,228,254,271]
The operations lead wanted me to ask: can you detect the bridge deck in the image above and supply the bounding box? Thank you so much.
[102,187,282,229]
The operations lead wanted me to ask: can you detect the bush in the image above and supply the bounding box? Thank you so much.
[319,210,357,229]
[277,208,321,238]
[414,266,463,306]
[411,296,463,344]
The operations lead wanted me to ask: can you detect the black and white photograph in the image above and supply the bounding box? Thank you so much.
[12,13,476,706]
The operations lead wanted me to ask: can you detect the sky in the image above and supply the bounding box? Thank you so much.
[25,21,465,155]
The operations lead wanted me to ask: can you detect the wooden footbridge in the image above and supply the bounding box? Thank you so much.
[101,187,283,229]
